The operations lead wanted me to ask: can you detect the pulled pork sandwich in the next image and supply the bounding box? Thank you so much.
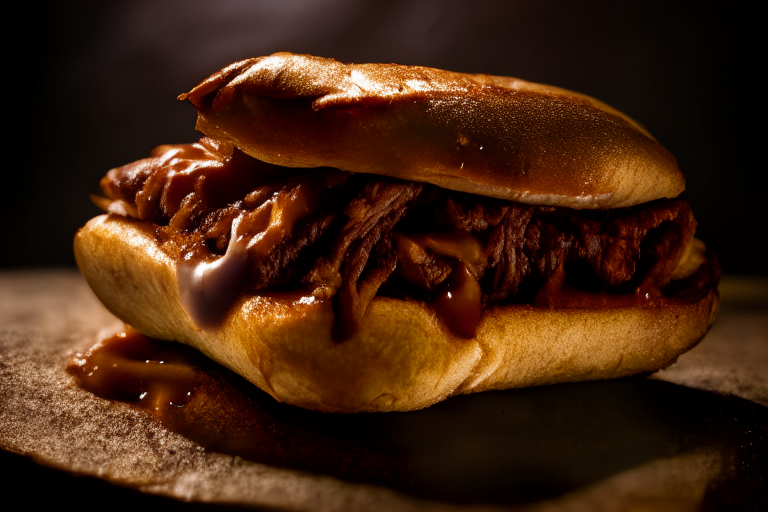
[75,53,720,413]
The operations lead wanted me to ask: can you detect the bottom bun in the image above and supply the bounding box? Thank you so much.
[74,215,719,413]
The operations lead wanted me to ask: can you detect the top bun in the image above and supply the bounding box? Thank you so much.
[181,53,684,209]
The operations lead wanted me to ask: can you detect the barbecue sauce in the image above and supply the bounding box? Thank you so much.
[67,329,406,484]
[67,329,199,413]
[433,263,482,338]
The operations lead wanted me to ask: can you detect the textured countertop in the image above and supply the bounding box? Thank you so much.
[1,270,766,511]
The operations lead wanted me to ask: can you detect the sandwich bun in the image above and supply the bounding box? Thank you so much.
[74,215,719,413]
[181,53,684,209]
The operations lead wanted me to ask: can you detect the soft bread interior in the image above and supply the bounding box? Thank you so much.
[75,215,719,413]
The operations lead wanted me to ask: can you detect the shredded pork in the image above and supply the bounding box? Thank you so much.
[99,139,707,339]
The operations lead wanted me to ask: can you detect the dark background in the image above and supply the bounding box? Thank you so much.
[5,0,764,274]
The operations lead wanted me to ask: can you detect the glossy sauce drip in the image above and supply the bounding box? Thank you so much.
[67,330,200,413]
[177,174,337,329]
[432,263,482,338]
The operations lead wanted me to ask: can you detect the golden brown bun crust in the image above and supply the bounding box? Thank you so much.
[74,215,719,413]
[181,53,684,209]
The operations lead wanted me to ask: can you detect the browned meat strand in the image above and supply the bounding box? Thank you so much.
[484,204,536,302]
[303,182,423,340]
[435,197,696,305]
[99,140,700,339]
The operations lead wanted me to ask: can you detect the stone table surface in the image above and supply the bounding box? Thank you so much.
[1,269,766,511]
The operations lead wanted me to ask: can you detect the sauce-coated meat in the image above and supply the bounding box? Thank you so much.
[98,140,704,339]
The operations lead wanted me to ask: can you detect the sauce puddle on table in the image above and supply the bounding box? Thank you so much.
[68,330,767,506]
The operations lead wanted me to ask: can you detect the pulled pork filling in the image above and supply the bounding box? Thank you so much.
[97,138,716,340]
